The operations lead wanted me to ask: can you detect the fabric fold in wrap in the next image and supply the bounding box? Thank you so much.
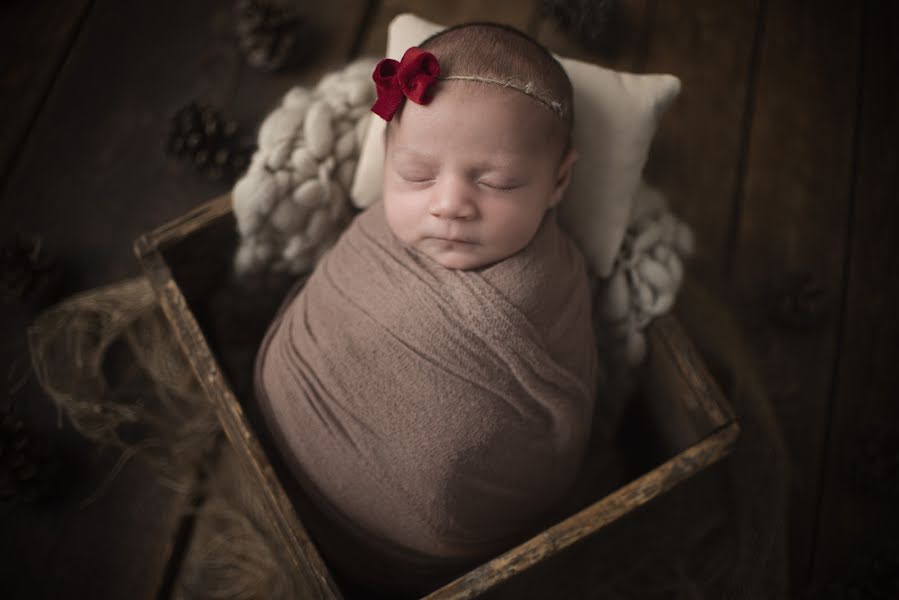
[254,202,599,594]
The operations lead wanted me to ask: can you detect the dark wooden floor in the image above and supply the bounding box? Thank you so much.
[1,1,896,598]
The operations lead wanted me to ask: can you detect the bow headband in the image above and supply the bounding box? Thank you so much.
[370,47,440,121]
[370,46,568,121]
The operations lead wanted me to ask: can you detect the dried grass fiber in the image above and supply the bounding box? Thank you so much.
[27,277,219,493]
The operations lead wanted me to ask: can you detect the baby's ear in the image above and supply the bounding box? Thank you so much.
[549,147,578,208]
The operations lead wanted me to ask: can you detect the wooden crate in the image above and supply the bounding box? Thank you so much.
[134,194,740,600]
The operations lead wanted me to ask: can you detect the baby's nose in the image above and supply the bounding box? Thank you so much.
[429,180,476,220]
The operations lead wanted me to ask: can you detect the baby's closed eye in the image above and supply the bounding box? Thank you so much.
[477,178,524,191]
[395,168,436,184]
[403,175,436,184]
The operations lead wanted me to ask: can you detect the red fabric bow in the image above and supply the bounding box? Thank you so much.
[371,47,440,121]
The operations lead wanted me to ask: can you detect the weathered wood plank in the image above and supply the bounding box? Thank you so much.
[639,0,763,283]
[535,0,650,71]
[726,0,863,594]
[0,0,370,292]
[0,2,194,596]
[537,0,762,287]
[144,2,373,595]
[139,254,342,599]
[0,1,370,598]
[356,0,538,59]
[0,0,92,185]
[3,444,191,600]
[227,0,375,140]
[809,0,899,594]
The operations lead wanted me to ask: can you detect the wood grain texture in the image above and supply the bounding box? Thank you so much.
[643,316,734,456]
[140,194,233,253]
[0,4,196,596]
[809,0,899,593]
[727,0,863,594]
[135,199,343,600]
[0,0,370,292]
[640,0,762,283]
[0,0,92,185]
[537,0,762,284]
[535,0,650,71]
[3,455,191,600]
[0,2,370,598]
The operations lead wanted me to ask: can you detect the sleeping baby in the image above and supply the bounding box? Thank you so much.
[254,22,599,597]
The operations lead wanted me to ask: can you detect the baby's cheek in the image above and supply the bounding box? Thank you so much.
[486,205,541,249]
[383,190,420,244]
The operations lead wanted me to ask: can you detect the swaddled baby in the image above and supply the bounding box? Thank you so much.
[255,23,599,597]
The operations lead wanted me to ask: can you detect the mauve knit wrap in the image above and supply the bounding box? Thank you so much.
[254,201,599,595]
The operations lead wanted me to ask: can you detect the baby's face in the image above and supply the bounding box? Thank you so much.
[382,82,574,270]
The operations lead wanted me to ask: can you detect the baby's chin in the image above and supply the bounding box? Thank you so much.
[418,240,495,270]
[430,255,483,270]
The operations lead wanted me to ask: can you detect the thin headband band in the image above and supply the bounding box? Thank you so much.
[440,75,567,118]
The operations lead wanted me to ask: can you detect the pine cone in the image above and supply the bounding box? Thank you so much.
[166,102,253,182]
[0,407,56,505]
[235,0,305,72]
[770,272,829,332]
[0,232,56,305]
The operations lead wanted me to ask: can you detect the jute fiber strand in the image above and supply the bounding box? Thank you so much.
[26,277,219,493]
[174,446,321,600]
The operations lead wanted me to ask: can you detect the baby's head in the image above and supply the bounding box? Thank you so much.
[376,23,577,270]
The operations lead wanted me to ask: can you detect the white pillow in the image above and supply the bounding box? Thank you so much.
[351,13,680,278]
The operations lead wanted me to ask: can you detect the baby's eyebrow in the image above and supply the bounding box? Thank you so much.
[392,146,437,162]
[392,146,529,172]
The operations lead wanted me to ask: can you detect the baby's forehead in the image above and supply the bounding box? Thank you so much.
[387,83,567,156]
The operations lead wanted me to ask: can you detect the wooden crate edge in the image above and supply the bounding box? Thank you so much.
[137,194,233,254]
[650,315,735,427]
[424,422,740,600]
[133,222,344,600]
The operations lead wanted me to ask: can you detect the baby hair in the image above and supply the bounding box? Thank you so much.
[418,22,575,144]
